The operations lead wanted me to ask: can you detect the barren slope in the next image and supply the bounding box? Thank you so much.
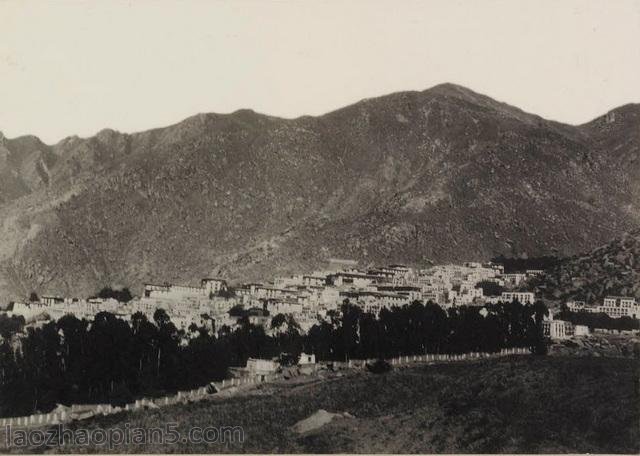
[0,84,638,301]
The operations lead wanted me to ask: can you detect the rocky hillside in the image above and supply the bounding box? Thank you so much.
[0,83,638,302]
[528,230,640,305]
[0,133,57,204]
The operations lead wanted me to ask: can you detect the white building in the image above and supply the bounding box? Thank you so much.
[567,297,639,319]
[542,319,574,340]
[574,325,590,336]
[246,358,279,379]
[502,273,527,287]
[298,352,316,365]
[500,292,535,305]
[601,296,638,318]
[329,272,378,288]
[201,278,228,294]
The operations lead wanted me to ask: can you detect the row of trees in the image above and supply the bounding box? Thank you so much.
[0,299,546,418]
[0,309,230,417]
[305,300,547,361]
[557,306,640,331]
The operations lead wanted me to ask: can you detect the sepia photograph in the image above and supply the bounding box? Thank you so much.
[0,0,638,453]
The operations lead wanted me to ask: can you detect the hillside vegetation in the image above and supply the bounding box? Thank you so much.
[529,229,640,305]
[0,84,638,301]
[3,356,637,453]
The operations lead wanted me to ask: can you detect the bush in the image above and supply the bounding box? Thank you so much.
[366,359,392,374]
[96,286,133,302]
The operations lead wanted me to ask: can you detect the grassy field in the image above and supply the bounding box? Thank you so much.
[3,355,639,453]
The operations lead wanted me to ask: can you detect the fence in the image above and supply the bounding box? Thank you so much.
[329,346,529,369]
[0,346,529,429]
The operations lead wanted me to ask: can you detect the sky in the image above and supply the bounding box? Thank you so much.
[1,0,639,144]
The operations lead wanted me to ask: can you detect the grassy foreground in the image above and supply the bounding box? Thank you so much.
[3,355,639,453]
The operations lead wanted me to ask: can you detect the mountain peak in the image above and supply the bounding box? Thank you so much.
[426,82,478,97]
[0,84,638,302]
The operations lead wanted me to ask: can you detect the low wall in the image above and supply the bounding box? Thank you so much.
[329,346,529,369]
[0,347,530,429]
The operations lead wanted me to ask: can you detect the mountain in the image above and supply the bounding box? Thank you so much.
[0,133,57,204]
[0,83,638,302]
[528,229,640,305]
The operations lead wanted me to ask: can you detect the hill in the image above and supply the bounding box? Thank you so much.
[0,83,639,301]
[2,356,637,453]
[528,229,640,305]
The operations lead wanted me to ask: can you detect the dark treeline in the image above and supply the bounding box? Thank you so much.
[305,300,548,361]
[0,310,227,417]
[0,307,303,418]
[0,300,546,418]
[491,255,561,273]
[93,286,133,303]
[558,308,640,331]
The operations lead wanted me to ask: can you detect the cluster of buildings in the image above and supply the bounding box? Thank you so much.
[3,259,546,341]
[542,296,639,340]
[3,257,638,345]
[567,296,639,319]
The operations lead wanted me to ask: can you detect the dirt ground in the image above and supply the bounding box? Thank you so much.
[2,354,638,454]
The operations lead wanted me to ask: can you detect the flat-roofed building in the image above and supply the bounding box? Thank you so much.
[542,319,574,340]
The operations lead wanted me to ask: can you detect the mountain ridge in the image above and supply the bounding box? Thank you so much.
[0,83,638,302]
[5,82,638,147]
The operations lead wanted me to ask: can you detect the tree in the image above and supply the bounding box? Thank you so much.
[475,281,504,297]
[96,286,133,302]
[0,314,25,340]
[271,313,287,330]
[153,308,171,328]
[337,301,362,361]
[229,304,246,317]
[29,292,39,302]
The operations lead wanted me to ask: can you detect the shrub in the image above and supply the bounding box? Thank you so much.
[366,359,392,374]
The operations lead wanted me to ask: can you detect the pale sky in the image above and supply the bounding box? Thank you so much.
[1,0,639,144]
